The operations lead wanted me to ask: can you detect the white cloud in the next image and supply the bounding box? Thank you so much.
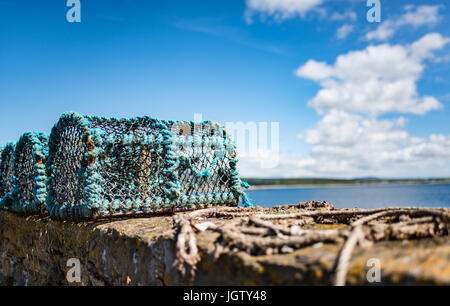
[245,0,326,22]
[410,32,450,60]
[366,5,442,41]
[239,110,450,178]
[366,21,396,41]
[296,33,448,117]
[296,110,450,176]
[238,4,450,178]
[296,60,334,81]
[330,11,357,22]
[290,33,450,177]
[238,33,450,178]
[336,24,354,40]
[238,153,311,178]
[400,5,442,27]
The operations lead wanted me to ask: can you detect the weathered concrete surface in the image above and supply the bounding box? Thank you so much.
[0,210,449,286]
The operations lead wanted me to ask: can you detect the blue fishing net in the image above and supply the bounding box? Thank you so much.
[46,112,251,220]
[0,143,15,208]
[0,133,48,214]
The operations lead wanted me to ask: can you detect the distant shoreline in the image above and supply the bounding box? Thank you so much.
[247,180,450,191]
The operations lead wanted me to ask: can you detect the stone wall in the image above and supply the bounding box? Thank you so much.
[1,210,449,285]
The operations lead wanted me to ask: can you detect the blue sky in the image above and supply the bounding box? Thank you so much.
[1,0,449,178]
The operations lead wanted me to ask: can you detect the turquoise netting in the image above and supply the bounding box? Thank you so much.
[0,112,250,220]
[45,112,250,220]
[0,143,15,208]
[0,134,48,214]
[12,133,48,214]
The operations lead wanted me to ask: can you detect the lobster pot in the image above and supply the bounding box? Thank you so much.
[0,143,15,208]
[7,133,48,214]
[46,112,249,220]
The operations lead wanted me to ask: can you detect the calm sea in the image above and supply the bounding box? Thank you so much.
[244,183,450,209]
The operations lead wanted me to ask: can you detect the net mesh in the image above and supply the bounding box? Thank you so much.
[8,133,48,214]
[0,133,48,214]
[48,121,86,208]
[46,112,249,220]
[0,143,15,206]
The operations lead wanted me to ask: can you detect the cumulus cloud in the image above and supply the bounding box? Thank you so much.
[238,110,450,178]
[366,5,443,41]
[293,110,450,177]
[237,3,450,178]
[238,153,311,178]
[245,0,326,22]
[296,33,448,117]
[330,11,357,22]
[239,33,450,178]
[410,32,450,59]
[366,21,396,41]
[336,24,354,40]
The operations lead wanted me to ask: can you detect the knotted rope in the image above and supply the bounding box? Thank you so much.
[172,202,450,285]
